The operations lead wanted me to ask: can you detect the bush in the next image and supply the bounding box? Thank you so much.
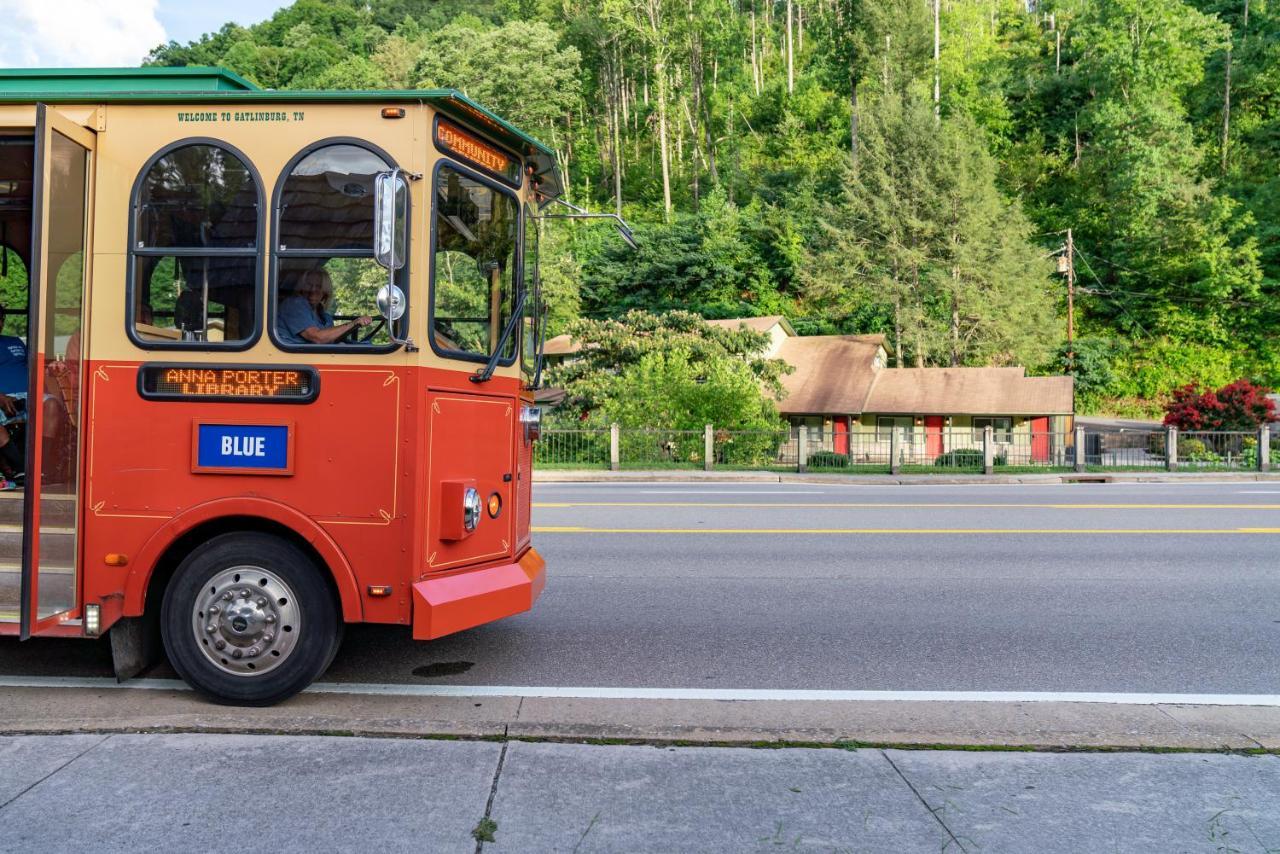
[807,451,849,469]
[934,449,983,467]
[1164,379,1275,430]
[934,448,1006,468]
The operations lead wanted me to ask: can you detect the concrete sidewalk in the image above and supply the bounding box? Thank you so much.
[3,733,1278,852]
[533,468,1280,484]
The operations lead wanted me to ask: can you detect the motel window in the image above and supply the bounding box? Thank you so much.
[130,141,261,348]
[272,142,405,350]
[792,416,824,445]
[431,163,518,363]
[876,416,914,442]
[973,417,1013,443]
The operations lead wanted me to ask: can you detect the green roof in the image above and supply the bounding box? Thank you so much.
[0,66,257,92]
[0,66,561,199]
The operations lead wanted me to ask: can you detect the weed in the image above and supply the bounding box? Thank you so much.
[471,817,497,843]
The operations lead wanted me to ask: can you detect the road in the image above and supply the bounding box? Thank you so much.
[4,480,1279,695]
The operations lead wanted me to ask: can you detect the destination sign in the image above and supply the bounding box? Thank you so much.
[139,364,319,403]
[195,423,291,473]
[435,118,521,185]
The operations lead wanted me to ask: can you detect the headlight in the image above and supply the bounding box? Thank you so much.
[463,487,482,532]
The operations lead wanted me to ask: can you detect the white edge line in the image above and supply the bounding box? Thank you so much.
[2,675,1279,706]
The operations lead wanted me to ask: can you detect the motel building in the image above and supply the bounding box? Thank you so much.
[545,316,1075,465]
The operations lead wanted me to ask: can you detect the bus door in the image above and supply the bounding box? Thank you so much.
[19,104,93,638]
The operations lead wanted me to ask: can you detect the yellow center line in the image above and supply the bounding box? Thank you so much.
[535,502,1280,510]
[533,526,1280,535]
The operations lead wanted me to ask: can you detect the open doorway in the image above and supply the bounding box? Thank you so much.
[0,131,80,624]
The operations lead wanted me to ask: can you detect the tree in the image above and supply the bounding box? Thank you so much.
[413,20,582,141]
[548,309,790,419]
[807,93,1057,368]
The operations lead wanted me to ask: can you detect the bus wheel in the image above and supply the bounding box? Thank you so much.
[161,532,340,706]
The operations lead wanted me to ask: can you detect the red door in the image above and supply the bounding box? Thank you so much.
[1030,417,1050,462]
[833,417,849,455]
[925,416,944,459]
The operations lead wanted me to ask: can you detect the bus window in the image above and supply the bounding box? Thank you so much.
[273,143,403,349]
[130,142,260,347]
[431,164,516,362]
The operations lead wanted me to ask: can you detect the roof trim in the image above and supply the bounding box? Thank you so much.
[0,68,562,200]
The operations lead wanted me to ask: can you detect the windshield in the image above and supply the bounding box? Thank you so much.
[431,164,517,361]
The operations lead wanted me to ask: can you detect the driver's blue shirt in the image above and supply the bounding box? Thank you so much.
[277,296,333,346]
[0,335,28,393]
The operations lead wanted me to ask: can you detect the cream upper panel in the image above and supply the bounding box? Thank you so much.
[62,100,526,376]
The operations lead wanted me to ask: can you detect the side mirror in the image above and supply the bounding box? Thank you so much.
[614,220,638,250]
[373,169,415,350]
[373,170,408,271]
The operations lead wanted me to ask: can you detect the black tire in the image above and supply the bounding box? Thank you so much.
[161,532,340,706]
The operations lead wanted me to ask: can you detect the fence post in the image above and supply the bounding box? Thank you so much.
[1166,427,1178,472]
[889,428,901,475]
[704,424,714,472]
[1260,424,1271,472]
[983,425,994,475]
[1074,425,1086,473]
[798,427,809,473]
[609,423,620,472]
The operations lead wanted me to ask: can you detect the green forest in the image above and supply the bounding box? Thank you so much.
[145,0,1280,416]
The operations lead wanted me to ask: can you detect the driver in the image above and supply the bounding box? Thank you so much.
[277,269,372,345]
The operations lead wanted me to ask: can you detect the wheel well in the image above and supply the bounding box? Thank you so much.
[143,517,342,620]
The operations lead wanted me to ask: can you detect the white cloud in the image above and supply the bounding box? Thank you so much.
[0,0,167,68]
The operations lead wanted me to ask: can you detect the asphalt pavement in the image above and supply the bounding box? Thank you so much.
[3,481,1280,695]
[4,734,1279,853]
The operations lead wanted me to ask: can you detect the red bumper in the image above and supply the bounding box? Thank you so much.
[411,548,545,640]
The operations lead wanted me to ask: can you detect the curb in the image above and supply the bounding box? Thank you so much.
[533,469,1280,485]
[2,686,1278,751]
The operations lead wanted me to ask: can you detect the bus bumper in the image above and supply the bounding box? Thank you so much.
[411,548,545,640]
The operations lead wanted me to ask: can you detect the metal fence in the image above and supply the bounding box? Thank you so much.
[537,424,1280,474]
[533,429,610,469]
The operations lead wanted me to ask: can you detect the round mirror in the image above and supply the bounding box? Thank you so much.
[377,284,406,321]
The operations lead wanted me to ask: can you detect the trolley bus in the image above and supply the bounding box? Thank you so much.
[0,66,578,704]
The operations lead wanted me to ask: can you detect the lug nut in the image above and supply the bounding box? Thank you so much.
[257,598,267,608]
[214,640,226,650]
[262,632,274,643]
[232,649,243,659]
[222,592,233,601]
[239,589,250,598]
[247,647,260,657]
[265,615,276,624]
[208,606,220,615]
[206,625,216,634]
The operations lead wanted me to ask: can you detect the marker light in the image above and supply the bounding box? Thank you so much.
[84,604,101,637]
[463,487,482,532]
[487,492,502,518]
[381,107,406,119]
[367,585,393,597]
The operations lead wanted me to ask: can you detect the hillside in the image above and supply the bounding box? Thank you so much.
[142,0,1280,416]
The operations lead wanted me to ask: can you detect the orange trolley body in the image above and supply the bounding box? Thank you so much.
[0,67,556,704]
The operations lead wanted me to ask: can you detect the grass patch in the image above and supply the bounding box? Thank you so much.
[471,817,498,843]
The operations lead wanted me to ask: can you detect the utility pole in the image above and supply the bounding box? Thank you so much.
[1063,228,1076,372]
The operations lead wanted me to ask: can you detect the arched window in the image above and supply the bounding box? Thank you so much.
[129,141,261,348]
[271,141,405,350]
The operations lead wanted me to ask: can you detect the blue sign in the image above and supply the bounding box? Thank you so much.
[196,424,289,471]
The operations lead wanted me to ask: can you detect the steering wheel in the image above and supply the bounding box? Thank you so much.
[336,317,386,344]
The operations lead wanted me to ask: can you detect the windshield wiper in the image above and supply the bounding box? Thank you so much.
[470,287,528,384]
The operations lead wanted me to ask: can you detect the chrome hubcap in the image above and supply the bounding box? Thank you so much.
[192,566,300,676]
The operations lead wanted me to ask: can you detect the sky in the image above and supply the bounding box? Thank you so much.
[0,0,290,68]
